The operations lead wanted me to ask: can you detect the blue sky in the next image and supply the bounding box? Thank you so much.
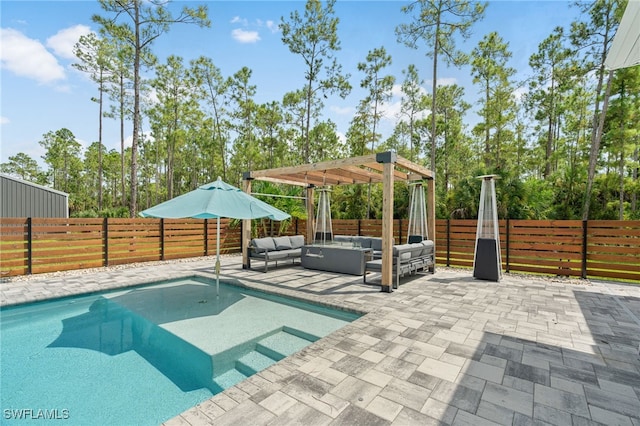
[0,1,581,168]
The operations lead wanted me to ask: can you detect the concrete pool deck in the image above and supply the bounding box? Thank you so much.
[2,255,640,425]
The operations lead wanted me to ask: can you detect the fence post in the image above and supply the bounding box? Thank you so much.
[160,218,165,261]
[103,217,109,267]
[27,217,32,275]
[581,220,588,279]
[399,218,403,243]
[358,219,361,236]
[446,219,451,267]
[204,219,209,256]
[505,218,510,273]
[295,217,298,235]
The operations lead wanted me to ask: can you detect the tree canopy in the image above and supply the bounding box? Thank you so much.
[2,0,637,221]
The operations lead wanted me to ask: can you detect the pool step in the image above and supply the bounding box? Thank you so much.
[217,329,319,384]
[236,351,277,376]
[256,329,315,361]
[212,368,248,390]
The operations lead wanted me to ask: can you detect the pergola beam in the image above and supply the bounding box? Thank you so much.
[250,153,380,180]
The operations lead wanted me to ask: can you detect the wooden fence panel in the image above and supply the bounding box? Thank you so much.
[163,219,206,260]
[442,219,477,268]
[507,220,583,277]
[332,220,360,237]
[0,218,28,276]
[30,218,105,274]
[587,220,640,281]
[205,218,242,255]
[107,218,161,265]
[1,217,638,282]
[359,219,382,237]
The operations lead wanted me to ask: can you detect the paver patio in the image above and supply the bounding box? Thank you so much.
[2,255,639,425]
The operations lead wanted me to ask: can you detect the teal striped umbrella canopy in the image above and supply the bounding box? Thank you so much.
[139,177,290,221]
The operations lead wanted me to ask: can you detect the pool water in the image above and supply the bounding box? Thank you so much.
[0,277,360,425]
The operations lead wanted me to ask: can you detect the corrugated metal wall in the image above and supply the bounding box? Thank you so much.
[0,174,68,218]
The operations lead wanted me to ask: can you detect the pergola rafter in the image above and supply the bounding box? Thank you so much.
[242,151,435,292]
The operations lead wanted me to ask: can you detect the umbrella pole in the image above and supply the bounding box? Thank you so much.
[216,216,221,297]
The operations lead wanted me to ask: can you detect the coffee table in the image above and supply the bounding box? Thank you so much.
[301,244,373,275]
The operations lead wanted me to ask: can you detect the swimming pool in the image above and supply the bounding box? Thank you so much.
[0,276,360,425]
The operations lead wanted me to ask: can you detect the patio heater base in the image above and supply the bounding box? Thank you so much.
[473,238,501,282]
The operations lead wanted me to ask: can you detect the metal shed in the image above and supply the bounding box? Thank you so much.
[0,173,69,218]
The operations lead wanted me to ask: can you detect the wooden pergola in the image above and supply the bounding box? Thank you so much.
[242,151,435,293]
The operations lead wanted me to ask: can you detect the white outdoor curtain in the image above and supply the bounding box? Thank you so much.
[604,0,640,70]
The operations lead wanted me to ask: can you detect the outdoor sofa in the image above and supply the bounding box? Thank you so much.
[249,235,305,272]
[363,239,435,288]
[333,235,388,258]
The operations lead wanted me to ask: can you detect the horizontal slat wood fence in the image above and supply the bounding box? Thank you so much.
[1,218,638,282]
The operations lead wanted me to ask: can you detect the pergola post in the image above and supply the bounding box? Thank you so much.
[427,177,436,253]
[306,185,315,244]
[378,152,396,292]
[242,177,252,269]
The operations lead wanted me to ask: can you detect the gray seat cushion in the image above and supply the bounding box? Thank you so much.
[273,236,292,250]
[353,236,372,248]
[289,235,305,249]
[333,235,352,243]
[421,240,434,255]
[252,237,276,253]
[280,248,301,258]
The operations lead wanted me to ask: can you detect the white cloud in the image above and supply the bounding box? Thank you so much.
[391,83,429,100]
[0,116,9,125]
[46,25,91,59]
[123,131,154,149]
[391,84,404,97]
[231,28,260,43]
[437,77,457,86]
[230,16,248,26]
[513,86,528,101]
[266,20,279,33]
[336,131,347,145]
[382,100,402,122]
[0,28,65,84]
[425,77,457,87]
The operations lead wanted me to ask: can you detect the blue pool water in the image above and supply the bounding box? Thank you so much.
[0,276,360,425]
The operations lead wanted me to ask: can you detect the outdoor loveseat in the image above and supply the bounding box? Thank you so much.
[248,235,305,272]
[363,239,435,288]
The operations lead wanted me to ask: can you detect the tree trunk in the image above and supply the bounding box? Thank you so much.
[129,1,141,218]
[582,70,614,220]
[484,80,490,169]
[430,18,441,173]
[98,70,104,211]
[120,73,126,206]
[632,146,638,215]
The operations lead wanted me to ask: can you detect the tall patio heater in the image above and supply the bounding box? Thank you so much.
[473,175,502,281]
[407,181,428,243]
[314,186,333,245]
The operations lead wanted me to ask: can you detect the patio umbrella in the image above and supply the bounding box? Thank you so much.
[140,177,290,295]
